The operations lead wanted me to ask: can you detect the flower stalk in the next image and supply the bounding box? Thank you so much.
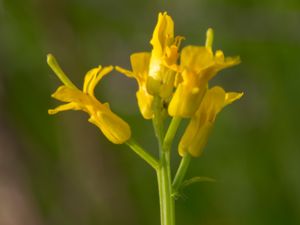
[156,150,175,225]
[172,153,191,195]
[126,139,159,170]
[152,97,177,225]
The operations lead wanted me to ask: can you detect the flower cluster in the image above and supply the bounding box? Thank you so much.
[48,12,243,157]
[116,12,243,157]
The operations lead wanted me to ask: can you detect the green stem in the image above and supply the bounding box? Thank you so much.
[152,96,177,225]
[152,96,164,146]
[126,139,159,170]
[172,153,191,194]
[157,150,175,225]
[163,117,181,152]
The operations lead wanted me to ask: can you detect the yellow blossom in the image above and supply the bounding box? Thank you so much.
[179,86,243,157]
[147,12,183,99]
[47,54,131,144]
[115,53,154,119]
[168,28,240,118]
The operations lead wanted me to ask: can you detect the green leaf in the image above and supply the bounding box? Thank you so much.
[180,176,216,190]
[172,176,216,199]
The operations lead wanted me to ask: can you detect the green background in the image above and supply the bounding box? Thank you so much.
[0,0,300,225]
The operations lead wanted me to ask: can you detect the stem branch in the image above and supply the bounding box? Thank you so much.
[163,117,181,152]
[172,153,191,194]
[126,139,159,170]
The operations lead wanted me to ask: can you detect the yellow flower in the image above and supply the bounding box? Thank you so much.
[178,86,243,157]
[47,54,131,144]
[147,12,183,99]
[168,28,241,118]
[115,53,154,119]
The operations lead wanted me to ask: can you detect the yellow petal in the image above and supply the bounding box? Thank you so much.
[224,56,241,68]
[150,12,174,57]
[179,121,213,157]
[116,52,153,119]
[147,12,180,98]
[199,86,243,122]
[48,102,80,115]
[95,66,113,85]
[168,70,207,117]
[214,50,240,69]
[225,92,244,106]
[115,66,135,78]
[178,115,199,156]
[116,52,150,86]
[83,67,102,94]
[83,66,113,96]
[136,88,154,119]
[198,86,226,122]
[130,52,150,76]
[178,86,243,157]
[180,46,214,73]
[51,86,90,105]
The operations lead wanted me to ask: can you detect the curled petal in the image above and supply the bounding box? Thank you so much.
[225,92,244,106]
[83,66,113,96]
[83,66,101,94]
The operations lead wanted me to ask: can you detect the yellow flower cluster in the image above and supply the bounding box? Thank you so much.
[116,12,243,157]
[48,12,242,157]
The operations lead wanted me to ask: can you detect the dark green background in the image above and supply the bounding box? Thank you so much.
[0,0,300,225]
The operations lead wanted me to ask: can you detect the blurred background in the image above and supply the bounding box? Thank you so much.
[0,0,300,225]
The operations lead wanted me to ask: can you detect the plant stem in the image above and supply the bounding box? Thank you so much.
[152,96,178,225]
[172,153,191,194]
[157,150,175,225]
[163,117,181,152]
[126,139,159,170]
[152,96,164,146]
